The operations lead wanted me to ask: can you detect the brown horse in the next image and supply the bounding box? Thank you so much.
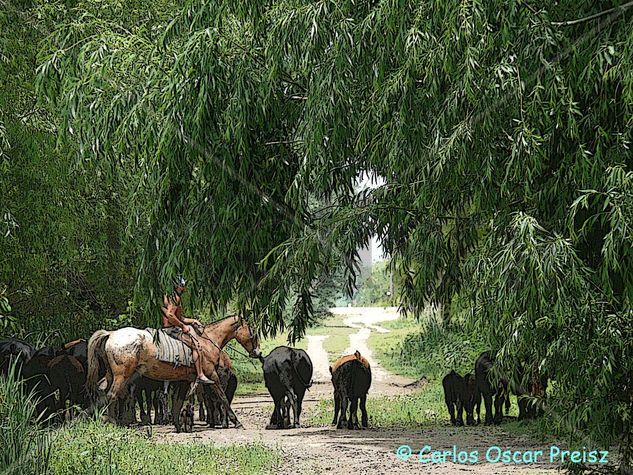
[87,315,260,431]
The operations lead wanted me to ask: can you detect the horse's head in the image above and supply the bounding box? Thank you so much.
[235,320,261,359]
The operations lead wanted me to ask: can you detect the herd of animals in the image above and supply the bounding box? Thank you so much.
[442,350,548,426]
[0,334,543,432]
[0,334,372,432]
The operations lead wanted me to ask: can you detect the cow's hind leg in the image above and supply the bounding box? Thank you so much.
[208,371,242,429]
[331,390,340,426]
[296,389,306,427]
[349,397,360,429]
[337,391,349,429]
[445,395,456,425]
[360,395,368,428]
[456,399,464,427]
[286,389,299,428]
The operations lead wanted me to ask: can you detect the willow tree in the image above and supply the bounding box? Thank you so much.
[41,0,633,464]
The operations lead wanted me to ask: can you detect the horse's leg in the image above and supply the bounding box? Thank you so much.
[105,358,137,425]
[171,382,188,433]
[161,381,171,424]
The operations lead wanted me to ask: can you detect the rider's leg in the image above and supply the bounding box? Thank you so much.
[185,333,213,384]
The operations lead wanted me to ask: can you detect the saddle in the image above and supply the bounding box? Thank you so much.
[145,327,194,367]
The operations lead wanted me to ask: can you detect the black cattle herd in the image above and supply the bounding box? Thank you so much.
[0,336,542,431]
[442,350,548,427]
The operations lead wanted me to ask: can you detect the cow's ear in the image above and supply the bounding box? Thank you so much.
[354,350,361,359]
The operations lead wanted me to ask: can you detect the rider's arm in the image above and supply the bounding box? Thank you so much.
[180,316,201,325]
[165,309,188,330]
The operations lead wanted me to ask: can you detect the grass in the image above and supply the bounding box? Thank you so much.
[309,384,448,428]
[0,363,53,475]
[369,313,486,380]
[49,419,280,474]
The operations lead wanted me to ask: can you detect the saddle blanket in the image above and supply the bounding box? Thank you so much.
[144,327,193,367]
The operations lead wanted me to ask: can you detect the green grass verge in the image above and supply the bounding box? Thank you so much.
[50,420,280,475]
[309,384,448,428]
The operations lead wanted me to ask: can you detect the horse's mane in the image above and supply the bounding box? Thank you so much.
[203,314,240,328]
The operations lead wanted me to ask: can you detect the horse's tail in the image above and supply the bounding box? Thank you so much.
[87,329,110,394]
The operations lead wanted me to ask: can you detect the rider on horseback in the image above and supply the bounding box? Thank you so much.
[161,276,214,385]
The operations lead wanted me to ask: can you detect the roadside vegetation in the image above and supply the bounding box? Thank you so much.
[309,310,497,428]
[0,363,280,475]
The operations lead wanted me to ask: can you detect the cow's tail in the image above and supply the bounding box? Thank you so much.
[87,330,110,394]
[291,350,312,389]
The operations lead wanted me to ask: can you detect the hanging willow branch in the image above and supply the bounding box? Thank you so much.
[552,0,633,26]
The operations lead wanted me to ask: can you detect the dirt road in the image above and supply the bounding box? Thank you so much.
[155,307,559,474]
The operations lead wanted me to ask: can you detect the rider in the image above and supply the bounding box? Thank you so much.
[161,276,214,385]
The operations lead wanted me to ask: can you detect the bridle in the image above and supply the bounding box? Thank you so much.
[193,316,259,359]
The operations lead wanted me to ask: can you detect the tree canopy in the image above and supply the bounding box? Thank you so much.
[0,0,631,466]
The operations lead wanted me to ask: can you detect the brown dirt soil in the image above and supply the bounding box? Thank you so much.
[154,308,560,474]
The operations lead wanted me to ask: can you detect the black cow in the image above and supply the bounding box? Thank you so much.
[132,376,166,425]
[330,351,372,430]
[61,339,88,370]
[262,346,313,429]
[202,366,238,428]
[0,337,36,376]
[21,348,59,421]
[442,370,466,426]
[463,372,480,425]
[48,354,87,419]
[475,351,509,425]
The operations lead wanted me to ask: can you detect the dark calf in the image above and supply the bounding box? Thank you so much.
[475,351,509,425]
[463,372,480,425]
[202,366,238,428]
[514,372,548,421]
[442,370,465,426]
[47,354,87,419]
[181,403,194,433]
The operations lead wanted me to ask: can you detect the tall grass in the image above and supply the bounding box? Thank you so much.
[0,362,52,475]
[50,419,280,475]
[371,314,486,380]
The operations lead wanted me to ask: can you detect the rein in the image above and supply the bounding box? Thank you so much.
[192,317,257,361]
